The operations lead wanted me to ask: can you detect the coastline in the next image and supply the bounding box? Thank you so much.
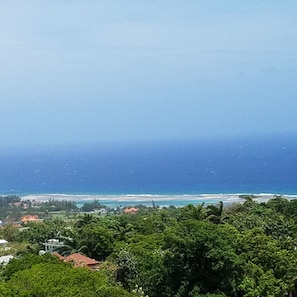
[19,193,297,207]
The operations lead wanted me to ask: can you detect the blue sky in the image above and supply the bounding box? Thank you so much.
[1,0,297,148]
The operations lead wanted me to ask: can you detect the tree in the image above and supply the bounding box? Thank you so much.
[75,213,98,229]
[4,262,136,297]
[266,196,289,215]
[57,230,86,256]
[113,248,139,291]
[111,233,166,297]
[2,253,62,281]
[205,201,225,224]
[238,228,297,297]
[163,220,242,297]
[179,203,207,221]
[107,215,135,242]
[228,205,296,240]
[17,219,67,245]
[0,224,19,242]
[79,224,114,260]
[80,200,103,212]
[133,211,170,235]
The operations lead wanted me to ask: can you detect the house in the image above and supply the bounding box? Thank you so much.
[64,253,99,270]
[42,239,65,253]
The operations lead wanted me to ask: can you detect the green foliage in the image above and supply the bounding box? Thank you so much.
[191,294,227,297]
[107,215,135,241]
[228,203,296,240]
[266,196,290,214]
[39,199,78,212]
[237,228,297,297]
[80,200,104,212]
[2,253,62,281]
[133,209,175,235]
[111,233,166,297]
[75,213,99,228]
[0,195,22,220]
[0,242,39,257]
[4,262,136,297]
[2,198,297,297]
[281,199,297,222]
[113,248,138,291]
[16,219,66,247]
[0,195,20,205]
[0,282,10,297]
[205,201,224,224]
[79,224,114,260]
[96,286,137,297]
[57,231,86,256]
[178,202,225,224]
[178,203,207,221]
[163,220,242,297]
[0,224,19,242]
[131,285,149,297]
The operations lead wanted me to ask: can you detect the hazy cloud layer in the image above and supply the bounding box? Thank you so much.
[1,1,297,147]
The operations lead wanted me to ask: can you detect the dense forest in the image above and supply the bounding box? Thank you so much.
[1,196,297,296]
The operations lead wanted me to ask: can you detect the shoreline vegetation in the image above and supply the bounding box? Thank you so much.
[2,193,297,296]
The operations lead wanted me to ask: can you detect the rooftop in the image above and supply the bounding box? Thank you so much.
[124,207,139,214]
[64,253,99,267]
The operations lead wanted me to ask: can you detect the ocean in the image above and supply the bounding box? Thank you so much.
[0,135,297,201]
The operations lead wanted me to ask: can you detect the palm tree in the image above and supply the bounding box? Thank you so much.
[75,214,97,229]
[205,201,225,224]
[111,216,135,241]
[179,203,207,221]
[57,230,86,256]
[242,195,256,210]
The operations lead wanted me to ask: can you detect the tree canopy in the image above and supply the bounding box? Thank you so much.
[1,197,297,297]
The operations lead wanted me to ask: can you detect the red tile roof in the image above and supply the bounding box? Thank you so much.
[64,253,99,267]
[20,215,39,223]
[52,252,65,260]
[124,207,139,214]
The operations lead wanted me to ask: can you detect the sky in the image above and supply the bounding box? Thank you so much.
[1,0,297,148]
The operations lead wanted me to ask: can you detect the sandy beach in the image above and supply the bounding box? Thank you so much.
[20,193,297,207]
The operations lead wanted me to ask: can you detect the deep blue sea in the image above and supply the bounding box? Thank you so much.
[0,135,297,196]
